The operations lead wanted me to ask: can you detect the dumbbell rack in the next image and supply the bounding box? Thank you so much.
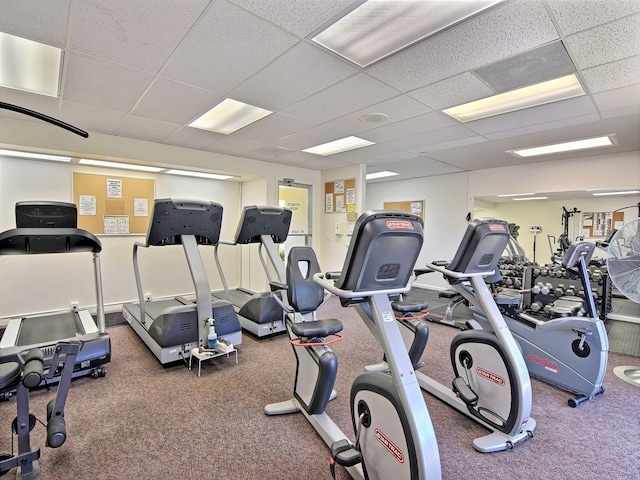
[521,264,611,321]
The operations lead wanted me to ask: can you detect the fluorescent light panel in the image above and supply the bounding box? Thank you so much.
[0,32,62,97]
[509,135,614,158]
[497,193,535,197]
[512,196,549,201]
[312,0,503,68]
[189,98,272,135]
[443,74,585,123]
[0,148,70,162]
[303,136,374,156]
[592,190,639,197]
[165,169,233,180]
[366,171,399,180]
[79,159,164,172]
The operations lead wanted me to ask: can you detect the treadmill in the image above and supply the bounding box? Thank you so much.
[122,198,242,365]
[0,201,111,385]
[211,206,291,338]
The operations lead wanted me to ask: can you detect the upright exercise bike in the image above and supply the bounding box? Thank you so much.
[391,218,536,452]
[265,211,441,480]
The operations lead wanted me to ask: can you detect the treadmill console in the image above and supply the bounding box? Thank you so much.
[234,205,292,244]
[16,201,77,228]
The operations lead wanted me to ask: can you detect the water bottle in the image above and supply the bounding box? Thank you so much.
[208,321,217,350]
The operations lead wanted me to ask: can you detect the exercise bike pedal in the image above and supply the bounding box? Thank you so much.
[330,439,362,467]
[452,377,478,406]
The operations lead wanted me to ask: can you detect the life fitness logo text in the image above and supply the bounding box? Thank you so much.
[476,367,505,386]
[489,223,506,232]
[375,429,405,463]
[386,220,414,230]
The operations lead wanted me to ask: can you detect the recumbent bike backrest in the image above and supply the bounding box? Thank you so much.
[333,210,424,305]
[447,218,511,284]
[287,246,325,314]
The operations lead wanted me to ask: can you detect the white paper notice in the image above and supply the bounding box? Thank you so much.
[103,215,129,234]
[79,195,96,216]
[325,193,333,213]
[106,178,123,198]
[133,198,148,217]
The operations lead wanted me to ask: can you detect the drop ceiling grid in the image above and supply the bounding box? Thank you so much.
[62,52,155,112]
[365,0,559,92]
[158,0,299,94]
[226,42,359,112]
[0,0,70,46]
[547,0,640,35]
[281,73,399,125]
[114,114,181,144]
[408,73,495,110]
[67,0,210,74]
[320,94,434,135]
[582,55,640,94]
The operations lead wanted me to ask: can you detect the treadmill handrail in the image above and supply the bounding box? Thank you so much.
[425,261,496,279]
[0,227,102,254]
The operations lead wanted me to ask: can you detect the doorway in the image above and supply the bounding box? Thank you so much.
[278,181,312,264]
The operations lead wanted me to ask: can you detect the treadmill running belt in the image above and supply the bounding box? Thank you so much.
[17,313,81,346]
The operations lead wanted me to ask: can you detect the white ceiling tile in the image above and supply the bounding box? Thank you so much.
[366,0,558,92]
[582,55,640,93]
[366,150,418,166]
[114,115,180,143]
[229,0,356,38]
[0,87,61,118]
[133,78,223,124]
[322,95,433,134]
[163,127,223,150]
[593,84,640,112]
[160,1,298,93]
[547,0,640,35]
[320,143,396,164]
[205,135,265,156]
[234,113,315,144]
[465,96,598,135]
[0,0,70,46]
[566,14,640,69]
[387,124,481,152]
[482,113,600,140]
[365,111,457,144]
[407,134,487,154]
[600,104,640,119]
[409,73,494,110]
[282,73,399,124]
[68,0,209,73]
[59,101,126,135]
[228,43,358,111]
[63,52,154,112]
[277,125,343,150]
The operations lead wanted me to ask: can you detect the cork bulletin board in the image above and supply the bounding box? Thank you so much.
[325,178,356,213]
[383,200,424,219]
[72,172,155,235]
[582,211,624,238]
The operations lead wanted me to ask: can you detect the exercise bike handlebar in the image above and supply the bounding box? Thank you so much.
[313,272,411,298]
[424,261,496,279]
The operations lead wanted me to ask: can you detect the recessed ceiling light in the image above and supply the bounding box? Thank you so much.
[189,98,272,135]
[512,196,549,201]
[497,193,535,197]
[0,32,62,97]
[312,0,504,68]
[508,135,615,158]
[303,136,374,156]
[165,169,233,180]
[443,74,585,123]
[79,159,164,172]
[366,171,399,180]
[0,148,71,162]
[592,190,639,197]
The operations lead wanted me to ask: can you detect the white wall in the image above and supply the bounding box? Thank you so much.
[0,157,243,318]
[320,163,366,272]
[366,172,471,290]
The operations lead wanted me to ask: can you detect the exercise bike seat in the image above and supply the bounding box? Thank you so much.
[391,300,428,313]
[289,318,343,338]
